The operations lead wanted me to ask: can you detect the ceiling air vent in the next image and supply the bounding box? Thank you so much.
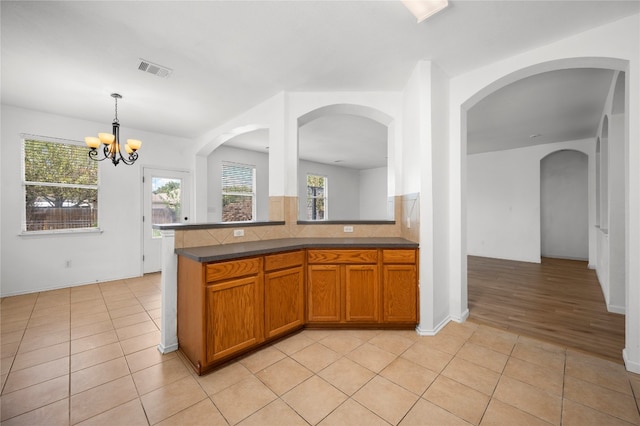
[137,59,172,78]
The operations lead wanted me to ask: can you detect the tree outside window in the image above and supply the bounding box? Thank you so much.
[222,162,256,222]
[23,138,98,232]
[306,174,327,220]
[152,178,182,237]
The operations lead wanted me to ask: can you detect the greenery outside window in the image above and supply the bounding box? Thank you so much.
[306,174,327,220]
[222,162,255,222]
[22,136,99,233]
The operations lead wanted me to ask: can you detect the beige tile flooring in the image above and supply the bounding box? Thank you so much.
[1,273,639,425]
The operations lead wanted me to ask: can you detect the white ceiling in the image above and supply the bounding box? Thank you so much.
[2,1,638,163]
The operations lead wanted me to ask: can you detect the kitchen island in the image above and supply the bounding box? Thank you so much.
[173,237,419,374]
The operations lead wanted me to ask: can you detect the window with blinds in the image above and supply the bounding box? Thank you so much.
[221,162,256,222]
[22,137,99,232]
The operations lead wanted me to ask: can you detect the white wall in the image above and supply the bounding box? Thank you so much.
[297,160,359,220]
[540,150,589,260]
[207,146,269,222]
[467,140,594,263]
[0,105,193,296]
[359,167,388,220]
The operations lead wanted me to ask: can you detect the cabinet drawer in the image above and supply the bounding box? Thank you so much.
[264,251,304,272]
[206,257,262,282]
[382,249,416,264]
[307,249,377,264]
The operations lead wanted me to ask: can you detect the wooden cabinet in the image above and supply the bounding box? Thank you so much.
[264,251,305,339]
[178,255,263,374]
[307,265,341,322]
[307,249,379,324]
[307,248,418,326]
[382,249,418,324]
[177,244,418,374]
[206,272,263,363]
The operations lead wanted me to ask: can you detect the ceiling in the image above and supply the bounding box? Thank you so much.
[2,1,638,162]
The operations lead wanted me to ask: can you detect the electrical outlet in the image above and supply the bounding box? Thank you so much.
[65,260,72,268]
[343,226,354,233]
[233,229,244,237]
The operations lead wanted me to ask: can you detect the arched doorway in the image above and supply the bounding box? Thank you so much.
[460,58,629,362]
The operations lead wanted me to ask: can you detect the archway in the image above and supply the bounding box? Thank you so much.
[297,104,394,221]
[459,57,629,362]
[540,150,589,260]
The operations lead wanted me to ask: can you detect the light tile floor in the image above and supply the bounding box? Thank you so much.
[1,273,639,425]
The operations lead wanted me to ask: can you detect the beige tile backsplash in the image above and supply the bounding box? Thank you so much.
[176,195,420,249]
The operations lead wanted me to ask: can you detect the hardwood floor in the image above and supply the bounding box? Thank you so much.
[468,255,625,363]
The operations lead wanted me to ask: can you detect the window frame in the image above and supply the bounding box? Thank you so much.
[20,134,101,235]
[306,173,328,221]
[221,161,256,222]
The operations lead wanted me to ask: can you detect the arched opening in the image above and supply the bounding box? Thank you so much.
[297,104,393,221]
[462,58,628,361]
[600,116,609,231]
[540,150,589,260]
[206,125,270,222]
[596,137,601,227]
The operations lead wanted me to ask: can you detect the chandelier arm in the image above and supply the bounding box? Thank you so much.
[88,148,110,161]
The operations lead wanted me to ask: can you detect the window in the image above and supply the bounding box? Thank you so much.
[221,162,256,222]
[22,136,98,232]
[306,174,327,220]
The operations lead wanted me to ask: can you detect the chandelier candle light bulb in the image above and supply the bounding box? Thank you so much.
[85,93,142,166]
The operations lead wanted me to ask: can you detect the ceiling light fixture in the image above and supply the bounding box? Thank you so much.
[401,0,448,23]
[85,93,142,166]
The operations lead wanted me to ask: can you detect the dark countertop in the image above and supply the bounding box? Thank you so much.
[154,221,285,231]
[176,238,419,263]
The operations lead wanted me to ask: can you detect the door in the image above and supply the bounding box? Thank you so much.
[206,276,264,363]
[345,265,379,322]
[143,168,191,273]
[307,265,341,322]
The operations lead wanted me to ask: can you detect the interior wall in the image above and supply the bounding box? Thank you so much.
[0,105,193,296]
[540,150,589,260]
[207,145,270,222]
[358,167,388,220]
[467,140,594,263]
[297,160,360,220]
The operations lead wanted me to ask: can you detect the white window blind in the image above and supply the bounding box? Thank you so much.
[22,136,99,232]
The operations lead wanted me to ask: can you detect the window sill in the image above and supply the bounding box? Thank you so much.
[19,228,103,237]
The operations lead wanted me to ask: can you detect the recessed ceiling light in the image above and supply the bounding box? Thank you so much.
[529,133,542,139]
[401,0,448,23]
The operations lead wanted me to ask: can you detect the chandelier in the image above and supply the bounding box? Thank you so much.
[85,93,142,166]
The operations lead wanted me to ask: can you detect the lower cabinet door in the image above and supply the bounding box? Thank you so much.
[206,275,263,363]
[307,265,341,322]
[345,265,379,322]
[264,266,304,339]
[383,265,417,323]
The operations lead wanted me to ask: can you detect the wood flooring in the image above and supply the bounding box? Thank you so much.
[468,255,625,363]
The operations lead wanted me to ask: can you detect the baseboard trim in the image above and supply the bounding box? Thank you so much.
[623,349,640,374]
[608,304,626,315]
[451,309,470,323]
[415,315,451,336]
[157,343,179,354]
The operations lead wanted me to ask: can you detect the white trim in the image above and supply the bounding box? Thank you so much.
[607,304,626,315]
[451,308,470,323]
[19,227,103,237]
[415,315,450,336]
[623,349,640,374]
